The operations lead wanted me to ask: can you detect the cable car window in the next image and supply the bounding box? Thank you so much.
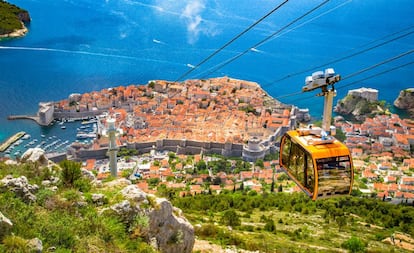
[306,155,314,193]
[316,156,351,195]
[281,137,292,168]
[290,143,305,184]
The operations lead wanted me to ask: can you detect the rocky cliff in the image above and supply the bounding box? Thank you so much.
[394,88,414,116]
[334,88,387,121]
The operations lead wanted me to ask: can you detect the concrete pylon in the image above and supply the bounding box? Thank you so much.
[107,117,118,177]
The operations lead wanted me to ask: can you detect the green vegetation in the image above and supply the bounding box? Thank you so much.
[0,1,29,35]
[0,160,156,252]
[1,159,413,252]
[173,192,414,252]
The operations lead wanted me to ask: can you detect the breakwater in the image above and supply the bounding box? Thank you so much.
[0,131,26,152]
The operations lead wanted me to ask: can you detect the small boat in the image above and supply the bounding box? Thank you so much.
[22,134,31,140]
[61,126,66,129]
[41,134,46,138]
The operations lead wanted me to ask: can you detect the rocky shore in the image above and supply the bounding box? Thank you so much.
[394,88,414,116]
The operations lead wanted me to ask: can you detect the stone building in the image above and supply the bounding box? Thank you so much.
[38,102,54,126]
[348,87,378,101]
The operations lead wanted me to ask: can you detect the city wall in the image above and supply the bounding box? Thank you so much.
[74,138,245,161]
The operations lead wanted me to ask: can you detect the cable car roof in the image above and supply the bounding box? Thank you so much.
[286,129,351,160]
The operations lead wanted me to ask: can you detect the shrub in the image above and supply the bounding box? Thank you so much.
[59,160,82,187]
[2,235,28,253]
[341,236,366,253]
[220,209,241,227]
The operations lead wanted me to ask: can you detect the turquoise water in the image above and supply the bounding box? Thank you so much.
[0,0,413,145]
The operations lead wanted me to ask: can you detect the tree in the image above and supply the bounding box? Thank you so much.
[264,219,276,232]
[221,209,241,227]
[255,159,264,169]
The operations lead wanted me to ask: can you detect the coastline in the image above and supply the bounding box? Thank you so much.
[0,23,28,39]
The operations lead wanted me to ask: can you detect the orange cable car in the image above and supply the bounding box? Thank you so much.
[280,128,354,199]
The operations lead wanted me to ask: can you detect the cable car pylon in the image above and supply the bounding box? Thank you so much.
[280,68,354,200]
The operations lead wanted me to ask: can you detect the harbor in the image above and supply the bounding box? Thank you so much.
[0,116,99,159]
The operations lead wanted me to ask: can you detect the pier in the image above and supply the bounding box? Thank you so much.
[0,131,26,152]
[7,115,41,124]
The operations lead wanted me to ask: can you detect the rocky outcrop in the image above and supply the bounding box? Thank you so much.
[0,175,39,203]
[334,88,386,121]
[21,148,48,165]
[105,184,195,253]
[0,211,13,239]
[148,197,195,253]
[394,88,414,116]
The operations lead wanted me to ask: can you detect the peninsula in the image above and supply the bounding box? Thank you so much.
[0,0,30,39]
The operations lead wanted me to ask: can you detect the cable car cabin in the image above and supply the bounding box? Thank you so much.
[280,129,354,200]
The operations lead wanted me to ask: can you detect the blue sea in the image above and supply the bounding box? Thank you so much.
[1,0,413,147]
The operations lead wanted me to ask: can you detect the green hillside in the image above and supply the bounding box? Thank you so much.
[0,0,30,35]
[1,159,413,252]
[173,192,414,252]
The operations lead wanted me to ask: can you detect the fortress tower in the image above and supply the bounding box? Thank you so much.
[107,117,119,177]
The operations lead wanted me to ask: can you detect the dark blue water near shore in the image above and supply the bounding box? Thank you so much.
[1,0,413,144]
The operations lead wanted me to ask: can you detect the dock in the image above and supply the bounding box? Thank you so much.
[0,131,26,152]
[7,115,41,124]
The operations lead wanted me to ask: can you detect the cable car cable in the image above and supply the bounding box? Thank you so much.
[264,26,414,87]
[341,49,414,81]
[174,0,290,82]
[274,49,414,100]
[196,0,330,79]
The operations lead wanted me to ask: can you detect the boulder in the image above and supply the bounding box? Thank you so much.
[148,198,195,253]
[81,168,96,181]
[27,238,43,253]
[20,148,48,165]
[110,200,139,223]
[91,193,106,206]
[121,185,147,202]
[106,185,195,253]
[0,175,39,203]
[0,211,13,239]
[103,178,131,188]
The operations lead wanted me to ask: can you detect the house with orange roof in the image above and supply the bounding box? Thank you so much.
[240,171,253,181]
[399,184,414,193]
[362,169,378,181]
[395,191,414,199]
[401,177,414,185]
[190,185,203,195]
[351,148,363,157]
[373,183,388,192]
[384,175,397,184]
[84,159,96,171]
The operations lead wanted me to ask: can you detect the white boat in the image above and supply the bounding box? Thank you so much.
[22,134,31,140]
[61,126,66,129]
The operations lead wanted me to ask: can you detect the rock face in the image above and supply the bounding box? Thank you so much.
[109,185,195,253]
[394,88,414,115]
[0,175,39,203]
[148,197,195,253]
